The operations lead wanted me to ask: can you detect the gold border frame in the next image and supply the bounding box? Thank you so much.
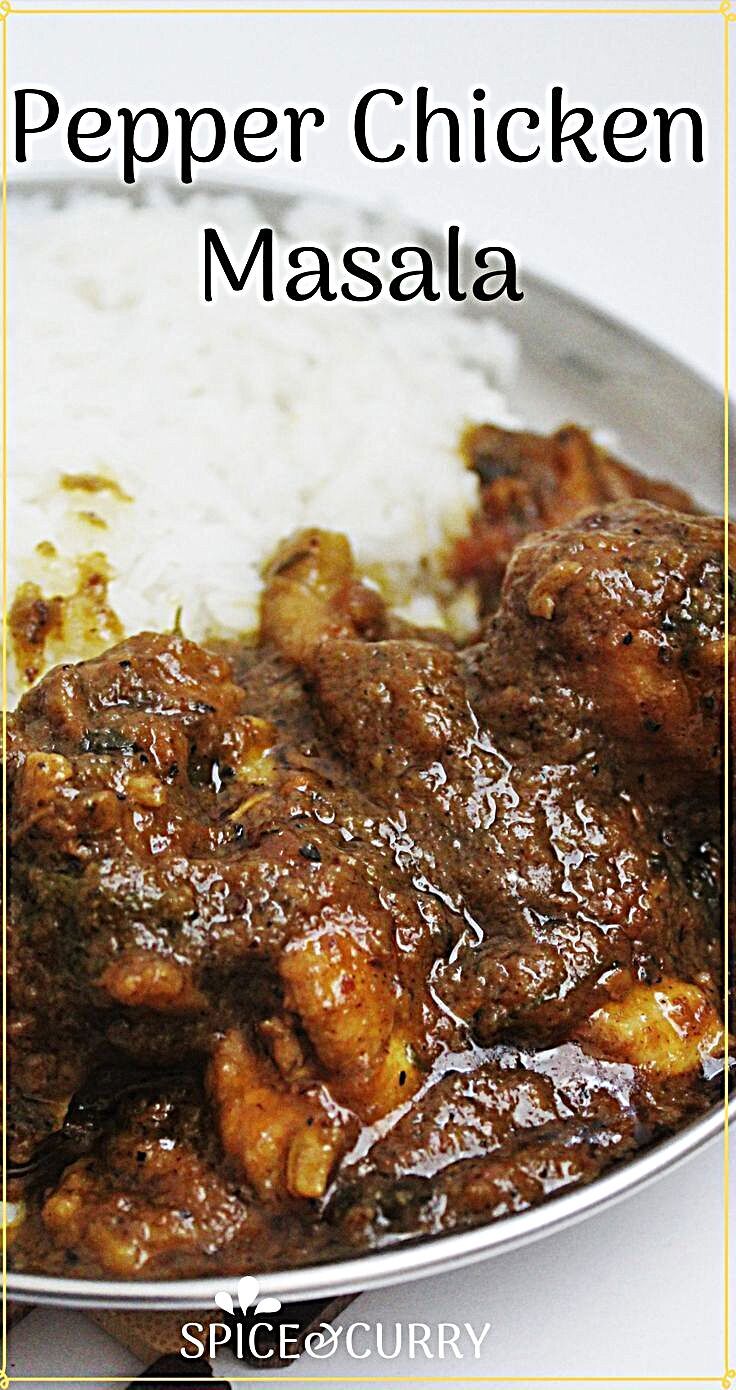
[0,0,731,1383]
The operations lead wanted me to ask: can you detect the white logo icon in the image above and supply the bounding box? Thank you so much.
[213,1274,282,1319]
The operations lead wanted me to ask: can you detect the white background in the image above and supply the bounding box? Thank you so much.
[6,1,733,1386]
[10,0,727,385]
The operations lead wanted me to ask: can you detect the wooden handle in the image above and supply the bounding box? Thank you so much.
[90,1307,212,1364]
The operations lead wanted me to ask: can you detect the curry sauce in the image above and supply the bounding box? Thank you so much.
[6,428,730,1280]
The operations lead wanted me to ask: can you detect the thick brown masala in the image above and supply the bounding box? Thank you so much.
[5,426,730,1281]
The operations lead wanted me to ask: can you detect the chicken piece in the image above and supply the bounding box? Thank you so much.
[312,635,693,1035]
[428,757,717,1044]
[339,1031,423,1121]
[451,423,696,612]
[312,637,471,784]
[11,629,243,756]
[258,518,725,1047]
[6,632,250,1109]
[8,621,446,1188]
[576,978,723,1076]
[208,1030,352,1201]
[279,903,424,1121]
[279,902,397,1079]
[42,1149,250,1278]
[209,898,417,1201]
[436,504,726,1041]
[261,528,387,664]
[331,1042,642,1244]
[487,501,728,792]
[40,1084,259,1278]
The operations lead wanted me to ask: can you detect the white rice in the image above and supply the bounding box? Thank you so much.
[9,187,517,703]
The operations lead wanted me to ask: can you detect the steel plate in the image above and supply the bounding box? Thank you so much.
[6,177,734,1309]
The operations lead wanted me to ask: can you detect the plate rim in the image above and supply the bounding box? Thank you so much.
[8,1097,736,1308]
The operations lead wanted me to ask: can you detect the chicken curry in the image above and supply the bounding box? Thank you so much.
[7,425,729,1280]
